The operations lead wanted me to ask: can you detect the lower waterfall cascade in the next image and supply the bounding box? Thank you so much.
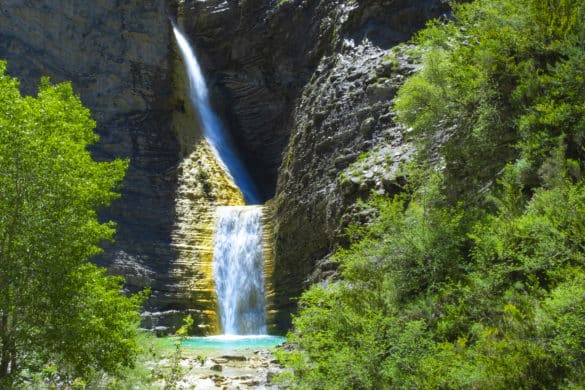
[213,206,267,335]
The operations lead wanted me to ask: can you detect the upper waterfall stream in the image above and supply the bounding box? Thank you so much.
[172,25,260,205]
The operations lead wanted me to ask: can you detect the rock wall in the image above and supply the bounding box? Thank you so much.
[270,0,450,330]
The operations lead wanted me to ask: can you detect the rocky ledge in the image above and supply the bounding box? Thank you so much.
[155,349,288,389]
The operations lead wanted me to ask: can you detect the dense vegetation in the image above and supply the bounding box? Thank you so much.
[0,62,144,388]
[279,0,585,388]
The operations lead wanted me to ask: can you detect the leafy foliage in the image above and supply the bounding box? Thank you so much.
[282,165,585,389]
[0,61,142,387]
[165,315,195,390]
[395,0,585,201]
[280,0,585,388]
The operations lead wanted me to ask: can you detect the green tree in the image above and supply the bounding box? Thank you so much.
[279,182,469,389]
[0,61,141,387]
[395,0,585,202]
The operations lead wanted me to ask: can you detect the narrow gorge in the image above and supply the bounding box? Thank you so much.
[0,0,448,334]
[3,0,584,386]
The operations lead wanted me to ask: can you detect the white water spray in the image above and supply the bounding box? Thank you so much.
[172,25,260,204]
[213,206,267,335]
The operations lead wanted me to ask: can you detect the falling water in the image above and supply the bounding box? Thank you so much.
[172,25,261,204]
[173,23,269,336]
[213,206,267,335]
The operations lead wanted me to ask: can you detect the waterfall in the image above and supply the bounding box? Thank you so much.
[173,23,269,336]
[213,206,267,335]
[172,25,260,205]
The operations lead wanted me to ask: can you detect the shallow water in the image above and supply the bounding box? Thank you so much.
[156,335,288,387]
[179,335,286,351]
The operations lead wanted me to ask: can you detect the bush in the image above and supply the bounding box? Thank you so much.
[280,0,585,387]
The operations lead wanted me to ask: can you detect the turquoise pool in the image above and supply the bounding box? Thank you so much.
[176,335,286,351]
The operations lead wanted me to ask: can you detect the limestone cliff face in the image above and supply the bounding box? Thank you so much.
[0,0,449,333]
[269,0,450,330]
